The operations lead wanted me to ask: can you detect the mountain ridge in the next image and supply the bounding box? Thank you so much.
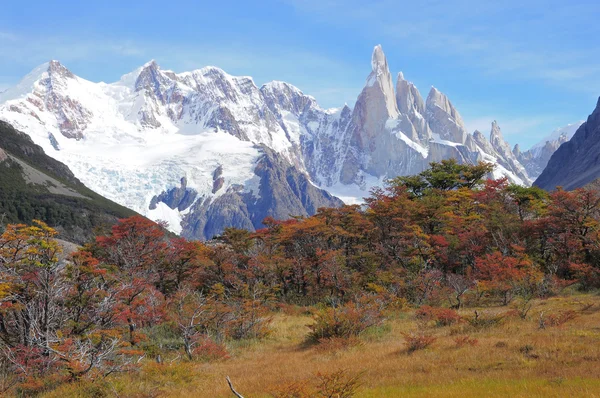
[0,45,577,236]
[535,98,600,191]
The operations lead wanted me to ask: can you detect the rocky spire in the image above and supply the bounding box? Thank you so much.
[365,45,399,119]
[512,143,521,158]
[426,87,467,144]
[395,72,429,142]
[489,120,510,155]
[339,45,405,184]
[396,72,425,116]
[472,129,496,155]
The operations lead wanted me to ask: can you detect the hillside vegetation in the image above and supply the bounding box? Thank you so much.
[1,159,599,396]
[0,121,136,243]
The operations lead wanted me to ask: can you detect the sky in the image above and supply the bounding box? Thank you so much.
[1,0,599,149]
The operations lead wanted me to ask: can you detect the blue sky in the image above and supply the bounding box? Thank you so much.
[1,0,599,149]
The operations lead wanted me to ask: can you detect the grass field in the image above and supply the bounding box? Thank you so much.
[43,293,600,397]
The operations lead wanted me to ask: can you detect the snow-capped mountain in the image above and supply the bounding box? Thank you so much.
[335,45,531,189]
[0,59,342,238]
[514,121,584,179]
[0,45,557,237]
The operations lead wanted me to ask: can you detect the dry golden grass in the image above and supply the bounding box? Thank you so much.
[43,294,600,397]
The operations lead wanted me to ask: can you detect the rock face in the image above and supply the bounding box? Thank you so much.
[336,46,532,188]
[426,87,467,144]
[535,99,600,190]
[0,44,548,237]
[150,177,198,212]
[180,147,343,240]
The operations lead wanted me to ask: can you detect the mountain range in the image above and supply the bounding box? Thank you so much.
[0,45,580,238]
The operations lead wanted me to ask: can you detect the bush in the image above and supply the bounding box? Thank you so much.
[227,298,273,340]
[453,335,478,348]
[538,310,577,329]
[315,369,362,398]
[316,336,362,352]
[270,382,313,398]
[415,306,462,326]
[270,369,362,398]
[467,311,504,329]
[402,332,436,353]
[193,338,230,362]
[570,263,600,290]
[307,297,385,343]
[519,344,539,359]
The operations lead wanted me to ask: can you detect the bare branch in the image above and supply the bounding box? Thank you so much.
[226,376,244,398]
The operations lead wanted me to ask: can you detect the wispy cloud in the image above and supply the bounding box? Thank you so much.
[285,0,600,94]
[0,33,143,66]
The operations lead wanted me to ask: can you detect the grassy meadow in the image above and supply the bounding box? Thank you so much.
[43,292,600,398]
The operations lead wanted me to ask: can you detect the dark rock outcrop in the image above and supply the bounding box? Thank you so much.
[535,98,600,191]
[181,146,343,240]
[150,177,198,211]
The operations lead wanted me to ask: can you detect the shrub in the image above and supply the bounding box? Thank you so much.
[538,310,577,329]
[307,297,385,343]
[467,310,504,329]
[453,335,478,348]
[227,298,273,340]
[519,344,539,359]
[570,263,600,290]
[316,336,362,352]
[277,303,312,316]
[270,369,362,398]
[270,382,313,398]
[315,369,362,398]
[415,306,462,326]
[402,332,436,353]
[193,338,230,362]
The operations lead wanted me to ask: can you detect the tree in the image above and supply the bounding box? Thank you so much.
[391,159,494,195]
[474,250,542,305]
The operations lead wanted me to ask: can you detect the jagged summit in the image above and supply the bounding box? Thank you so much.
[47,60,74,78]
[0,60,74,103]
[396,73,425,115]
[426,86,467,144]
[513,143,521,157]
[141,59,159,69]
[490,120,504,143]
[371,44,388,73]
